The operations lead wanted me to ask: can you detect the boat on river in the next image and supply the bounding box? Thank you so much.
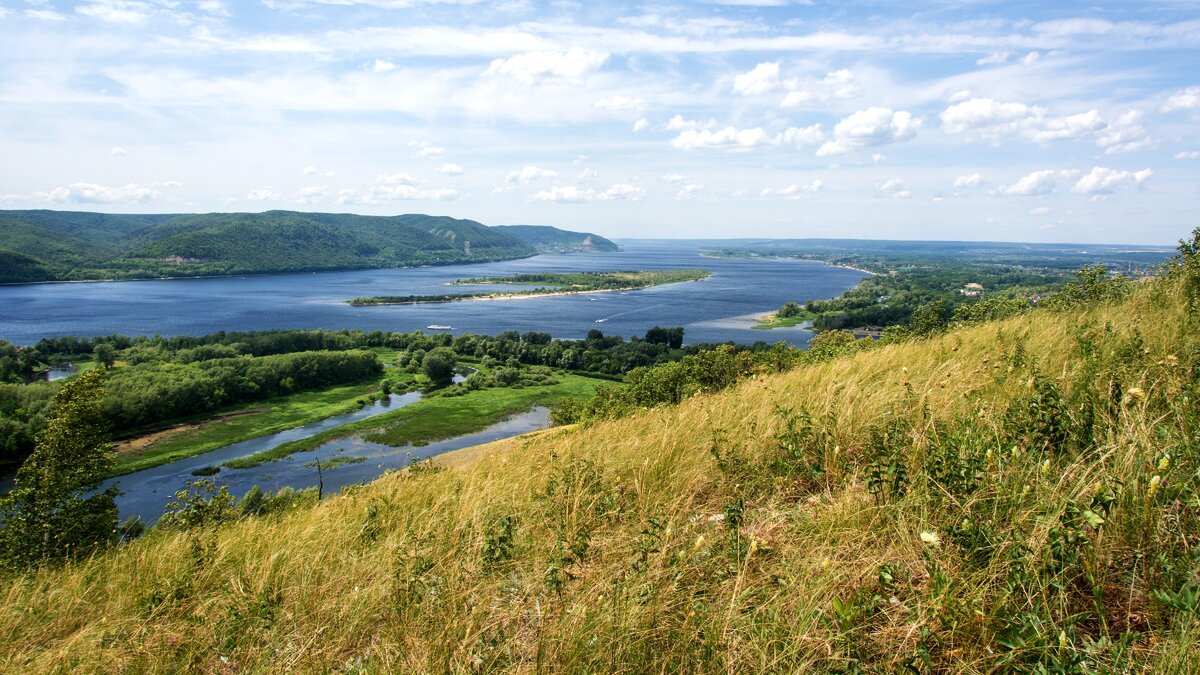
[427,324,453,330]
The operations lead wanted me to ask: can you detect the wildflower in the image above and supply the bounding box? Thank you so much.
[749,539,760,554]
[1058,631,1068,649]
[1148,475,1162,497]
[919,531,941,547]
[985,448,994,462]
[692,534,705,551]
[1166,355,1179,367]
[1158,454,1171,472]
[1041,458,1051,473]
[1125,387,1145,402]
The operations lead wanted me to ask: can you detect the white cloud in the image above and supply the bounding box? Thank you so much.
[594,96,646,111]
[997,169,1075,196]
[376,172,419,186]
[1175,151,1200,159]
[779,69,859,107]
[484,47,609,84]
[816,107,920,156]
[417,146,445,159]
[110,147,127,157]
[632,118,649,132]
[733,61,781,95]
[76,1,153,24]
[245,187,282,201]
[1019,51,1041,66]
[976,52,1009,66]
[940,98,1106,145]
[878,178,909,198]
[294,186,329,204]
[41,182,157,204]
[676,184,702,199]
[1096,110,1152,154]
[953,173,982,188]
[506,165,558,183]
[1030,207,1051,215]
[529,183,645,203]
[659,173,687,184]
[26,9,68,21]
[439,163,464,176]
[782,124,825,148]
[665,114,716,131]
[0,194,25,204]
[575,168,598,183]
[373,58,397,73]
[671,125,774,151]
[1072,166,1153,194]
[303,165,319,175]
[762,180,824,198]
[338,175,459,204]
[1162,86,1200,112]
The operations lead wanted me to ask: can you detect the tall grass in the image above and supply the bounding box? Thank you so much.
[1,266,1198,672]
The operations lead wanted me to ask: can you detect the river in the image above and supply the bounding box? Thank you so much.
[0,240,869,347]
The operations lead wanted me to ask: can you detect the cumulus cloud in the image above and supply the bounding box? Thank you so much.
[337,175,459,204]
[302,165,335,177]
[293,186,329,204]
[42,182,157,204]
[1096,110,1152,154]
[439,163,464,176]
[575,168,599,183]
[506,165,557,183]
[976,51,1009,66]
[779,69,858,107]
[1176,151,1200,159]
[816,107,920,156]
[671,125,774,151]
[594,96,645,111]
[1162,86,1200,112]
[781,124,825,148]
[954,173,983,188]
[665,114,716,131]
[878,178,910,198]
[372,58,397,73]
[529,183,645,203]
[484,48,609,84]
[245,187,282,201]
[633,118,649,132]
[1072,166,1153,194]
[659,173,687,184]
[761,180,824,198]
[676,184,702,199]
[25,9,68,20]
[940,98,1107,145]
[110,147,127,156]
[416,146,445,158]
[733,61,781,95]
[996,169,1077,196]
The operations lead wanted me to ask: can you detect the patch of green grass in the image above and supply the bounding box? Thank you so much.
[304,454,366,470]
[753,310,843,330]
[224,373,610,469]
[109,376,413,476]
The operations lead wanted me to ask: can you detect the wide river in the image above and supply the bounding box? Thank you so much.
[0,240,868,346]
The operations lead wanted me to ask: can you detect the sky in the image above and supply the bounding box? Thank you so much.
[0,1,1198,244]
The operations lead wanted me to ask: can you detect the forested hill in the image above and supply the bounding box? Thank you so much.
[493,225,620,253]
[0,210,613,282]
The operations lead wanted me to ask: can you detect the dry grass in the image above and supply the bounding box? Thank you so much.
[2,275,1199,673]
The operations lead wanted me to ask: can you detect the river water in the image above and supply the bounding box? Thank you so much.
[0,240,868,347]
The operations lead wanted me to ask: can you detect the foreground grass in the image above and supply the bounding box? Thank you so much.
[2,272,1199,672]
[110,379,395,476]
[223,373,607,469]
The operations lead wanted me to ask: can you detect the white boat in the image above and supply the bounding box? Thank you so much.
[427,324,453,330]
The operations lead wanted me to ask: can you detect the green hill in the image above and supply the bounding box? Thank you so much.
[0,210,608,282]
[494,224,619,253]
[2,236,1197,671]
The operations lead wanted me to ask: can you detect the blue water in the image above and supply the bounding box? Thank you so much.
[0,241,868,347]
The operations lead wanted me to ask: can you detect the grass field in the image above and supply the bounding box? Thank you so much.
[2,253,1198,672]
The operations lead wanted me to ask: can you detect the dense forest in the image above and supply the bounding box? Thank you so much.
[0,210,616,282]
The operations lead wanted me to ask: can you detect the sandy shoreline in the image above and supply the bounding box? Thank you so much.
[354,276,710,306]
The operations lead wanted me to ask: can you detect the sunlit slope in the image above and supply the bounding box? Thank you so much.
[2,272,1198,672]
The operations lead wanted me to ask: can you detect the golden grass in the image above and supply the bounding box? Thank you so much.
[2,277,1198,672]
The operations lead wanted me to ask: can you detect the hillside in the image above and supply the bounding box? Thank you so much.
[493,225,620,253]
[0,210,609,282]
[2,242,1197,671]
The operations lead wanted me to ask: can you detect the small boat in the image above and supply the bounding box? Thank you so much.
[427,324,453,330]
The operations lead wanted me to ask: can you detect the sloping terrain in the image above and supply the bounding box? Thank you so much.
[494,225,620,252]
[2,248,1197,672]
[0,210,613,282]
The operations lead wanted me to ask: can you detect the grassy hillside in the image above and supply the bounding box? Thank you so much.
[1,251,1198,671]
[494,225,620,252]
[0,210,610,282]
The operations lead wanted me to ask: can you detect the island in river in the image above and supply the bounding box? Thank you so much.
[347,269,710,306]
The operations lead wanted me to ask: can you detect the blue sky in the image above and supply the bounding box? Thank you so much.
[0,1,1197,243]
